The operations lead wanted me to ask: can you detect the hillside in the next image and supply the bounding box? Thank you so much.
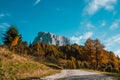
[0,26,120,79]
[0,47,60,80]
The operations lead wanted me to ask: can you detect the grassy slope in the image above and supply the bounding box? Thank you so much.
[0,47,60,80]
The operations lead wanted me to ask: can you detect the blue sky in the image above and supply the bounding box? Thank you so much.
[0,0,120,56]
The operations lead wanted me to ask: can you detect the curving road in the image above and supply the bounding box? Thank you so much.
[41,70,116,80]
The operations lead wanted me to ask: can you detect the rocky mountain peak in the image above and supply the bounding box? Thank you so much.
[33,32,70,46]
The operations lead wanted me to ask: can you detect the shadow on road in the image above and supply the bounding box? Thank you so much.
[56,74,116,80]
[20,74,117,80]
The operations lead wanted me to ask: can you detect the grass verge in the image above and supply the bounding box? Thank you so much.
[81,69,120,79]
[103,72,120,80]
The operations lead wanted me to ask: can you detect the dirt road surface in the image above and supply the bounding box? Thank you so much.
[41,70,116,80]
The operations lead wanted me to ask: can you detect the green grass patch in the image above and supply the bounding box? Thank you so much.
[81,69,120,79]
[103,72,120,80]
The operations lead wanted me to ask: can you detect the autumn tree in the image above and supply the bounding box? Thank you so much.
[2,25,28,54]
[3,26,19,46]
[107,51,119,72]
[93,39,105,69]
[66,57,76,69]
[84,38,105,69]
[16,41,28,54]
[10,36,19,48]
[84,38,96,69]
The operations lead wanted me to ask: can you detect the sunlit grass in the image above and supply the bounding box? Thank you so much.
[0,47,60,80]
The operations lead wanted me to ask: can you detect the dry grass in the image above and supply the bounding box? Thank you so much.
[0,47,60,80]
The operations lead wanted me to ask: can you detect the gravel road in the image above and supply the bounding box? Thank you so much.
[41,70,116,80]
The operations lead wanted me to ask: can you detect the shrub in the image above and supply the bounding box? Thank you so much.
[106,65,113,72]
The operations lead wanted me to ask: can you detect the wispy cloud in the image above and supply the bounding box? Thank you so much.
[101,21,106,26]
[104,34,120,49]
[103,34,120,57]
[83,32,93,39]
[86,22,95,29]
[83,0,117,15]
[0,13,5,18]
[70,32,93,44]
[110,19,120,30]
[70,36,82,44]
[33,0,41,6]
[0,23,10,29]
[0,23,10,42]
[115,49,120,56]
[0,13,11,18]
[80,21,95,30]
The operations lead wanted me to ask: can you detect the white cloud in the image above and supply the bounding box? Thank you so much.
[110,19,120,30]
[104,34,120,48]
[33,0,41,6]
[83,32,93,39]
[83,0,117,15]
[115,49,120,57]
[70,32,93,44]
[103,34,120,57]
[110,23,119,29]
[70,36,82,44]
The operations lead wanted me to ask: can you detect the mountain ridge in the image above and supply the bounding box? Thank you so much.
[33,32,70,46]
